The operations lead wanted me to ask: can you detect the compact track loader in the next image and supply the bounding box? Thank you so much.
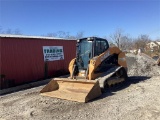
[40,37,128,102]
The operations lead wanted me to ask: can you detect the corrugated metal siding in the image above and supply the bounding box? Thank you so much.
[0,37,76,86]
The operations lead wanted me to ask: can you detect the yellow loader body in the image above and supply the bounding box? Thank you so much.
[40,37,128,102]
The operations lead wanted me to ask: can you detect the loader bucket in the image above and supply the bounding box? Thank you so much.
[40,78,102,102]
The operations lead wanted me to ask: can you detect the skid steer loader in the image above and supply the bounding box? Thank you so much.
[40,37,128,102]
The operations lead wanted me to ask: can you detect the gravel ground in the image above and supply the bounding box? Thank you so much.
[0,53,160,120]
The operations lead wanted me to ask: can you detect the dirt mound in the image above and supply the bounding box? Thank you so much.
[126,53,160,77]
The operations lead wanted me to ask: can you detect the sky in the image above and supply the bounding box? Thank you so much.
[0,0,160,40]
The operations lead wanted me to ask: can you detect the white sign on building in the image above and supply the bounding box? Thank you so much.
[43,46,64,61]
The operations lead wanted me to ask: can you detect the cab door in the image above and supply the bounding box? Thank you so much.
[94,38,109,56]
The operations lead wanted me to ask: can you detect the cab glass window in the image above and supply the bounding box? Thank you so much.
[94,39,109,56]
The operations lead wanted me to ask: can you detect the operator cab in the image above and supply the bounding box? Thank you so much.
[76,37,109,70]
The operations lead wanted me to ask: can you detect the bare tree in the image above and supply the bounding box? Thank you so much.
[56,31,68,38]
[110,29,123,49]
[75,31,84,39]
[134,34,151,51]
[120,36,134,50]
[0,27,22,35]
[45,31,84,39]
[14,29,22,35]
[6,29,12,34]
[46,33,57,37]
[110,29,135,51]
[46,31,69,38]
[67,36,76,39]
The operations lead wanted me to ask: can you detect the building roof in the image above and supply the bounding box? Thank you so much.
[147,41,160,46]
[0,34,76,40]
[156,41,160,45]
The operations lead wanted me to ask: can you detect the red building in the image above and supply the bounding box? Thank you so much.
[0,34,76,89]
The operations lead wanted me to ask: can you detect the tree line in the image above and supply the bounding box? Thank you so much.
[0,27,22,35]
[109,28,153,51]
[0,27,159,51]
